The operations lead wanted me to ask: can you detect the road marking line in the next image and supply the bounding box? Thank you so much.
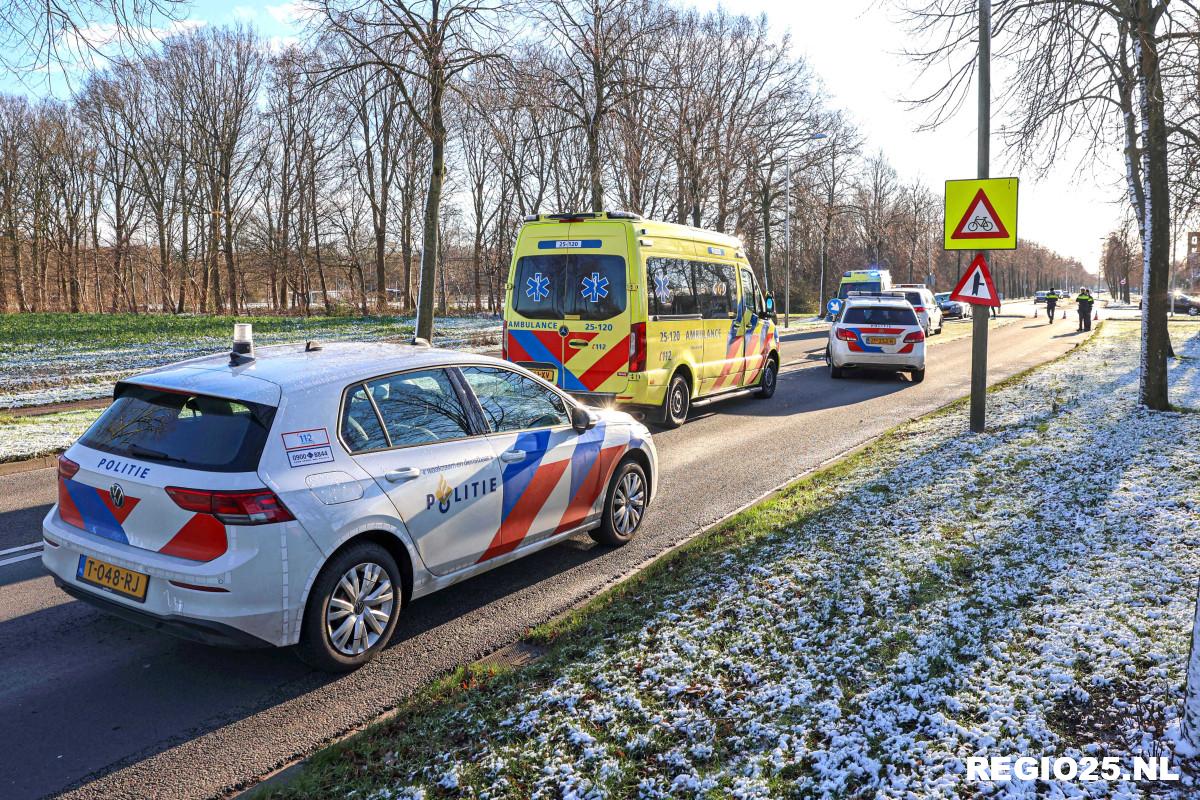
[0,550,42,567]
[0,542,42,557]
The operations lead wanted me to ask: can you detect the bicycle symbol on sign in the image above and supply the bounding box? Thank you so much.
[966,216,993,232]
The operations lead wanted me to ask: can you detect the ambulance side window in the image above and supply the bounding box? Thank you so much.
[646,257,697,317]
[740,267,766,316]
[693,261,733,318]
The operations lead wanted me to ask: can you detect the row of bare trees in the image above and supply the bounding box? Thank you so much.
[0,1,1092,328]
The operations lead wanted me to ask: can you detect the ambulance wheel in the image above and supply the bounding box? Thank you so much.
[297,542,402,672]
[660,373,690,428]
[755,356,778,399]
[910,368,926,384]
[590,458,648,546]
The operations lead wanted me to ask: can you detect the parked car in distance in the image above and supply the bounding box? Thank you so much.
[1140,292,1200,316]
[934,291,970,319]
[894,284,943,335]
[1034,291,1049,304]
[826,294,926,383]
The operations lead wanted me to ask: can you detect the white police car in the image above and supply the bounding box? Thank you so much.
[42,329,657,671]
[827,292,927,382]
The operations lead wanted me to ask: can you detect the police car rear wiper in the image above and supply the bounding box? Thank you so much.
[129,444,189,464]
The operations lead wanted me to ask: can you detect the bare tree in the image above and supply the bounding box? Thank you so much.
[316,0,510,339]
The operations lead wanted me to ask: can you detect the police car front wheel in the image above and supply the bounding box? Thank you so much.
[591,459,648,547]
[297,542,403,672]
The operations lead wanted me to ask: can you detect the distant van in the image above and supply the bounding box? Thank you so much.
[502,211,780,428]
[837,268,893,299]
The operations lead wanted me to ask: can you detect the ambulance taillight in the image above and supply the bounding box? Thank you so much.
[629,322,647,372]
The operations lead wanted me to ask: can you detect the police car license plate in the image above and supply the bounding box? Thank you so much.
[77,555,149,602]
[530,367,557,383]
[866,336,896,345]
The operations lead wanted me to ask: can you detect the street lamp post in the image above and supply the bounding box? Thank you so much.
[784,132,828,329]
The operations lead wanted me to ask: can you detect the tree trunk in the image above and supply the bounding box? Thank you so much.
[1135,10,1170,411]
[222,178,238,315]
[415,83,445,342]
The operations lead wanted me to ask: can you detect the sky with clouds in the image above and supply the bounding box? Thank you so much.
[9,0,1129,272]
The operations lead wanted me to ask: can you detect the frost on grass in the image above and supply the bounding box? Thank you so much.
[381,323,1200,799]
[0,315,499,409]
[0,409,102,463]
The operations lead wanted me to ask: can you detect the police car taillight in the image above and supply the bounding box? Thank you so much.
[904,330,926,343]
[166,486,294,525]
[630,321,647,372]
[57,455,80,479]
[835,328,857,341]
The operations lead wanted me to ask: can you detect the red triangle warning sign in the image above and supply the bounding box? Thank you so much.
[950,254,1001,307]
[951,188,1011,240]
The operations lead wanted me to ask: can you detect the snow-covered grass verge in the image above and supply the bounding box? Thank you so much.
[0,408,103,463]
[0,313,500,409]
[259,321,1200,800]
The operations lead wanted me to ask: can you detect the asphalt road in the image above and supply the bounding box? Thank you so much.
[0,302,1090,800]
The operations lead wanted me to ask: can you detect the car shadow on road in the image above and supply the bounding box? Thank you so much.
[0,528,612,800]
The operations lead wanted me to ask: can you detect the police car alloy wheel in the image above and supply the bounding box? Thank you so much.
[756,357,778,399]
[661,374,690,428]
[298,542,403,672]
[591,459,648,546]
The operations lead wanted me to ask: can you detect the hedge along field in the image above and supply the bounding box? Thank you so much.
[0,312,501,410]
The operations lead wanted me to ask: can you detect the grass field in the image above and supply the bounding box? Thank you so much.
[0,312,500,410]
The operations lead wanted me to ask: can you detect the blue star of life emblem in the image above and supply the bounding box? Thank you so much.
[654,275,671,304]
[526,272,550,302]
[581,272,609,303]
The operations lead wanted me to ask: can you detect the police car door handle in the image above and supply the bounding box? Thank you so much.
[499,450,526,463]
[384,467,421,482]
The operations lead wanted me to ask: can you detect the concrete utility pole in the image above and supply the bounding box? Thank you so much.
[785,158,791,328]
[969,0,991,433]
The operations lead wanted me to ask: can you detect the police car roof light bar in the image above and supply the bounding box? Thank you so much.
[229,323,255,366]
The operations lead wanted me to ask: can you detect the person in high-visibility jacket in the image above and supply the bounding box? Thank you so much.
[1076,287,1095,331]
[1044,290,1060,323]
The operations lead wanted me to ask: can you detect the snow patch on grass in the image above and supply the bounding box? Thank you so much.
[367,322,1200,798]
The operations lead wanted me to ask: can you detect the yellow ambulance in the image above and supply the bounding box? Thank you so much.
[503,211,780,427]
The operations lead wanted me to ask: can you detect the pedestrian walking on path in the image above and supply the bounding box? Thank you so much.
[1044,290,1060,324]
[1076,287,1095,332]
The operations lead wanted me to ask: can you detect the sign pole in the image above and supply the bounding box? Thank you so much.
[969,0,991,433]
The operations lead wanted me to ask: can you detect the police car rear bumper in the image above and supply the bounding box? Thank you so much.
[832,349,924,371]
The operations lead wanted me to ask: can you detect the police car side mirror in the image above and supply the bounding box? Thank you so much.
[571,405,598,433]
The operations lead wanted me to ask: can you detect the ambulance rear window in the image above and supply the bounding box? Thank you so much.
[839,282,882,299]
[512,253,627,320]
[79,384,275,472]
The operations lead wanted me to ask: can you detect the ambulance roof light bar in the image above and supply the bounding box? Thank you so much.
[522,210,643,223]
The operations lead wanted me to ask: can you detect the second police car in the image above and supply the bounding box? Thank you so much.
[42,329,657,671]
[826,292,927,383]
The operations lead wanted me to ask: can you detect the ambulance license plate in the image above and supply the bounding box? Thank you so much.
[866,336,896,345]
[530,367,557,383]
[77,555,149,602]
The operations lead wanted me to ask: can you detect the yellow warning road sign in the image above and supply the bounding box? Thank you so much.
[944,177,1018,250]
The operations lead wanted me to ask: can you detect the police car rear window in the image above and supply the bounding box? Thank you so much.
[80,384,275,472]
[512,254,627,320]
[842,306,918,325]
